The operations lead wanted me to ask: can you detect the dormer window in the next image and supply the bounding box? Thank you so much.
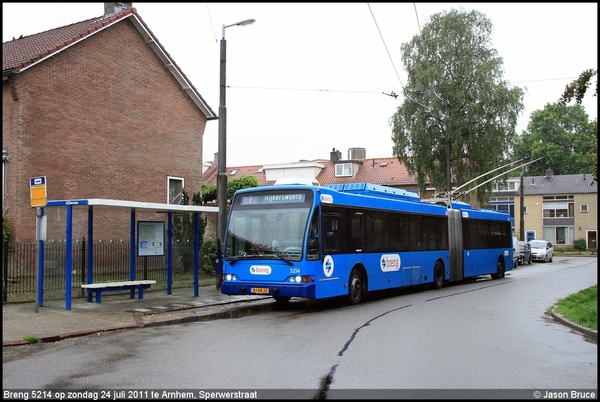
[335,163,353,177]
[493,180,518,191]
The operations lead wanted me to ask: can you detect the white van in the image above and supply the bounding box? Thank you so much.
[512,236,520,267]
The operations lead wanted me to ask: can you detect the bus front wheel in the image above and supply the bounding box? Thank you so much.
[348,268,365,305]
[491,258,505,279]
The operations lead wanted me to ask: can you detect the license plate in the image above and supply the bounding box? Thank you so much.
[251,287,270,294]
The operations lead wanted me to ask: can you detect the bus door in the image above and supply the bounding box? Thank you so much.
[315,211,350,299]
[365,209,404,290]
[461,217,487,276]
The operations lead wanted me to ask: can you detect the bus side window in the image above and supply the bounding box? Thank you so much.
[326,231,339,250]
[323,214,341,253]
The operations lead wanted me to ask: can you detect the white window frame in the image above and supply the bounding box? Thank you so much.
[493,180,518,191]
[580,204,588,213]
[335,163,353,177]
[543,200,574,218]
[168,176,184,205]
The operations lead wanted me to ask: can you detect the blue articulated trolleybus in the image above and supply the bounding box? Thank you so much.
[220,182,514,304]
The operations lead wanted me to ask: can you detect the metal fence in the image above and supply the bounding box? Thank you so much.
[2,238,216,303]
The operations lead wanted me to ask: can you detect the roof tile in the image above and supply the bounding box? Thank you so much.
[3,9,135,72]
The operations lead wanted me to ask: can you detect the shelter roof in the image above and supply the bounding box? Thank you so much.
[45,199,218,214]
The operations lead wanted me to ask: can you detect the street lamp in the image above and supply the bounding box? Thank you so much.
[217,18,255,248]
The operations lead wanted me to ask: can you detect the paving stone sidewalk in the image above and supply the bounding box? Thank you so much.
[2,286,270,346]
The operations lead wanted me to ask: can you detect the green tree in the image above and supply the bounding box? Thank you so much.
[556,69,597,180]
[201,176,258,205]
[390,9,525,204]
[227,175,260,201]
[201,182,216,204]
[515,103,595,176]
[557,69,597,107]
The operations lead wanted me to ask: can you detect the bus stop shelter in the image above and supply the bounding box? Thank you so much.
[37,199,219,310]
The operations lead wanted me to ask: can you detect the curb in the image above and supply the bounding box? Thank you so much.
[3,323,144,347]
[550,311,597,342]
[3,296,273,347]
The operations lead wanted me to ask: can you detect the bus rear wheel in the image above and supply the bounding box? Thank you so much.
[348,268,365,305]
[433,261,445,289]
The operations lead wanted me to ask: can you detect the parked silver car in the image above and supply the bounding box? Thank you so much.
[529,240,554,262]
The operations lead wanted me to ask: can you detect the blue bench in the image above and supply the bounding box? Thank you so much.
[81,280,156,303]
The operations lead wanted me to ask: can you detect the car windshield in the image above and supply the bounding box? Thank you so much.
[529,240,546,248]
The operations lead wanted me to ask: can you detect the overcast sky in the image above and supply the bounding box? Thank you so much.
[3,3,598,167]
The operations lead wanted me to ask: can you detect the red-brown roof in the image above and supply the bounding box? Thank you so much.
[2,6,217,119]
[203,163,272,186]
[316,157,417,186]
[3,10,136,72]
[202,156,425,190]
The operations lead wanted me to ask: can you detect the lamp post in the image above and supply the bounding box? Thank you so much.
[217,18,255,247]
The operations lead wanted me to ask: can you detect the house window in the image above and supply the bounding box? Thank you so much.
[543,202,573,218]
[493,181,518,191]
[168,177,184,204]
[543,195,574,201]
[489,198,515,219]
[544,226,574,245]
[580,204,588,213]
[542,195,574,218]
[523,206,527,214]
[493,204,510,214]
[335,163,353,177]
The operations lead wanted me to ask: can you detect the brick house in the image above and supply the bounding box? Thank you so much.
[3,3,217,242]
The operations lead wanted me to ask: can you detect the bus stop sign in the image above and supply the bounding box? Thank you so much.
[30,176,47,207]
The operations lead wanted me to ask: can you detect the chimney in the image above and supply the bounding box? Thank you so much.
[348,147,366,160]
[330,148,342,162]
[104,2,132,16]
[545,168,554,178]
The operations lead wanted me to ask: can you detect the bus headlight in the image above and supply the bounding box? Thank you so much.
[225,274,237,281]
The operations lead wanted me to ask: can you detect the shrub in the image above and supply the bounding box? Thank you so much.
[201,236,217,274]
[573,238,587,251]
[3,214,11,240]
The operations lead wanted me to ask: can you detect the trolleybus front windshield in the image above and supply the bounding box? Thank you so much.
[224,189,314,262]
